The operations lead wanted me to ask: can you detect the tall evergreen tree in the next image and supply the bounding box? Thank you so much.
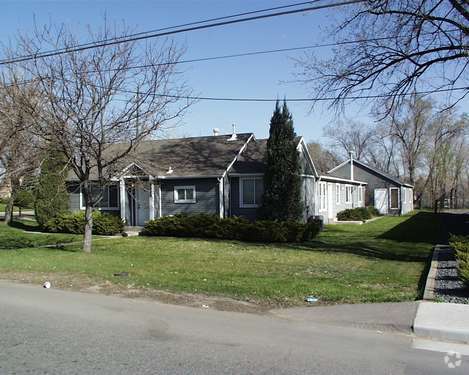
[261,101,302,221]
[34,145,69,227]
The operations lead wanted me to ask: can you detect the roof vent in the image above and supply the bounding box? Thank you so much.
[227,123,237,141]
[166,166,173,174]
[213,128,220,136]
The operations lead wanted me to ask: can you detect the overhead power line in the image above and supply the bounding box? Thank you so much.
[0,0,365,66]
[2,0,324,62]
[112,86,469,102]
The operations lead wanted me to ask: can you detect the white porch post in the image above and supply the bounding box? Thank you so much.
[149,177,155,220]
[119,178,126,223]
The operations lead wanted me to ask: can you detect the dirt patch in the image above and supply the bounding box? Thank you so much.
[0,272,270,314]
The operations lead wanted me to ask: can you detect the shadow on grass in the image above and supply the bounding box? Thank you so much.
[379,211,469,244]
[286,240,429,262]
[8,220,43,233]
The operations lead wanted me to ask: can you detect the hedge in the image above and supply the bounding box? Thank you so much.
[43,211,124,235]
[140,214,321,243]
[450,235,469,285]
[337,206,380,222]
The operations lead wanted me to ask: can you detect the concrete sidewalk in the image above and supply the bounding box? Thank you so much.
[414,301,469,344]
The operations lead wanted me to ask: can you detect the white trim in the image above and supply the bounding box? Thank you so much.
[335,183,340,204]
[157,174,220,180]
[319,175,367,185]
[297,137,319,178]
[390,187,400,209]
[158,184,162,217]
[174,185,196,203]
[239,176,263,208]
[119,178,126,222]
[327,159,350,174]
[149,180,155,220]
[345,185,353,204]
[218,177,224,218]
[318,181,327,212]
[358,186,362,203]
[222,133,255,178]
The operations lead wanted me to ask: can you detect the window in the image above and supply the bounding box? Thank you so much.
[80,183,119,210]
[174,186,196,203]
[358,186,362,203]
[318,182,327,211]
[345,185,352,203]
[240,177,263,208]
[336,184,340,204]
[390,187,399,209]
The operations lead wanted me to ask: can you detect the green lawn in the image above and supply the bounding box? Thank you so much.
[0,211,443,306]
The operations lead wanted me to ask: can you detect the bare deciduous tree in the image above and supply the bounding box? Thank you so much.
[9,23,192,252]
[297,0,468,114]
[0,82,42,223]
[323,120,375,160]
[306,142,340,173]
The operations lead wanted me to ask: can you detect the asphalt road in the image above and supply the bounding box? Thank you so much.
[0,281,468,375]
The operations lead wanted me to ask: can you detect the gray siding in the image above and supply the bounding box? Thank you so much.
[67,182,81,212]
[229,177,258,221]
[332,163,402,214]
[302,176,316,222]
[160,178,219,216]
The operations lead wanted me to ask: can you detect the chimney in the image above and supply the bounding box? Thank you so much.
[349,150,354,181]
[212,128,220,136]
[227,123,237,141]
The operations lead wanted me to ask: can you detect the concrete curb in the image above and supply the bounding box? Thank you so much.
[422,245,449,301]
[414,301,469,344]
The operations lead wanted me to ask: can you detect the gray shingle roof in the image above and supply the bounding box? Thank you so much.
[230,138,267,174]
[67,133,253,180]
[328,158,413,188]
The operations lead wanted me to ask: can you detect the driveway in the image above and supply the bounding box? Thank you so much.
[0,281,468,374]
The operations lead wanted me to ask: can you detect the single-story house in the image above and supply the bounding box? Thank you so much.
[67,131,364,225]
[327,156,414,215]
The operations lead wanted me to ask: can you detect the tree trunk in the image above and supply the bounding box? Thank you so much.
[5,179,19,224]
[82,187,93,253]
[4,197,14,224]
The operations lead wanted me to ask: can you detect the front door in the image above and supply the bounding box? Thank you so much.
[126,182,150,226]
[374,188,388,215]
[135,185,150,226]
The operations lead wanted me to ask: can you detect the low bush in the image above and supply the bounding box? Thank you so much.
[337,207,371,221]
[366,206,381,217]
[140,213,321,243]
[43,211,124,235]
[450,235,469,285]
[337,206,382,222]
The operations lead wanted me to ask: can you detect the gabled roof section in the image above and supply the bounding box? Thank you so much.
[328,158,413,188]
[229,136,316,176]
[67,133,253,180]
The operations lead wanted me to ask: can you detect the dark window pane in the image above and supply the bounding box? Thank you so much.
[186,188,194,200]
[390,189,399,209]
[242,179,255,205]
[109,185,118,208]
[255,178,263,205]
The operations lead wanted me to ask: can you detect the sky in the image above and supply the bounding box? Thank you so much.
[0,1,464,143]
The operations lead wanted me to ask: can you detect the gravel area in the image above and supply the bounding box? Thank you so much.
[434,248,469,304]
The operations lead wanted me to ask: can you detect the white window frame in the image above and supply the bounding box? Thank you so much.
[390,187,400,209]
[357,186,362,203]
[174,185,196,204]
[335,183,340,204]
[345,185,352,204]
[318,181,327,211]
[239,177,263,208]
[80,184,120,211]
